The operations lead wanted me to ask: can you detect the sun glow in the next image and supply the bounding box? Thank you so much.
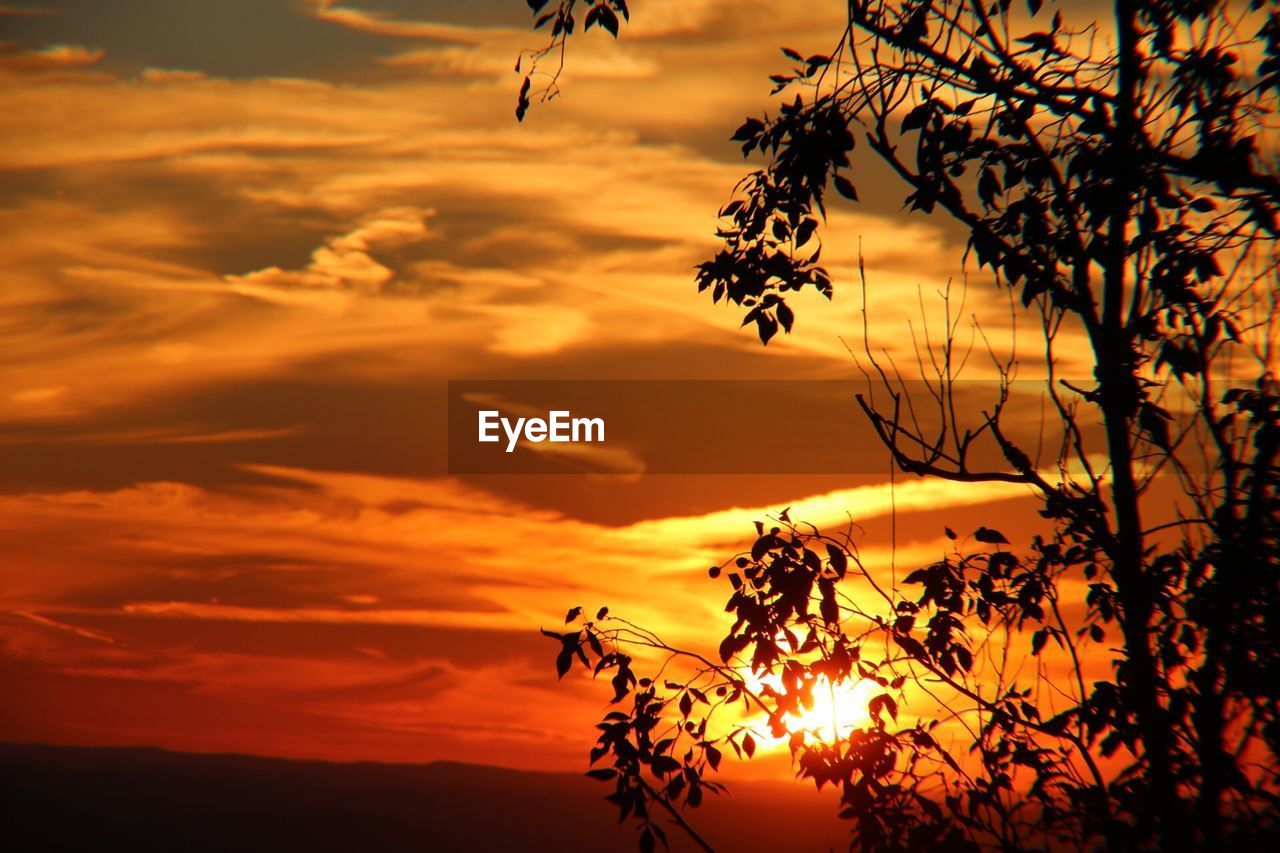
[746,672,883,744]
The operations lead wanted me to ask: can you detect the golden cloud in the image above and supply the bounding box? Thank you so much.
[0,43,103,74]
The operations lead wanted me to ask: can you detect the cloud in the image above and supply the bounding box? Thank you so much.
[0,75,390,170]
[14,611,115,645]
[118,601,530,632]
[0,465,1030,649]
[381,42,657,80]
[140,67,209,83]
[0,3,55,15]
[0,424,304,447]
[303,1,514,44]
[228,207,435,293]
[0,43,103,74]
[0,457,1050,768]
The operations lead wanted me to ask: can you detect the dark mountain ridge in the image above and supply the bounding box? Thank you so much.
[0,742,846,852]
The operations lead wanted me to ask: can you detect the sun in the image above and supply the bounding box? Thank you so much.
[744,672,883,742]
[783,676,882,739]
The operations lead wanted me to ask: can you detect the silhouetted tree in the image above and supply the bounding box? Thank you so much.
[521,1,1279,850]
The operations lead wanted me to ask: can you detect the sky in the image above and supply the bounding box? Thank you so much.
[0,0,1102,775]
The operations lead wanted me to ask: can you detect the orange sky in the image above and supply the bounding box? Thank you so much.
[0,0,1109,775]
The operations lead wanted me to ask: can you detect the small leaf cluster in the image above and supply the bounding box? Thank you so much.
[516,1,629,121]
[695,96,852,343]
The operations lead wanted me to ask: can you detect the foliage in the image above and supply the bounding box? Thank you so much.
[515,0,629,121]
[520,1,1280,850]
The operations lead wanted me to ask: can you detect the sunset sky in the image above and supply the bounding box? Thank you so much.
[0,0,1095,776]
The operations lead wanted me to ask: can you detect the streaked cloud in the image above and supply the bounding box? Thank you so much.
[303,0,508,45]
[0,42,102,74]
[0,3,56,14]
[0,462,1037,766]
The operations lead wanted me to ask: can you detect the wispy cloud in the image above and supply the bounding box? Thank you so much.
[0,3,55,15]
[303,0,511,45]
[0,43,102,74]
